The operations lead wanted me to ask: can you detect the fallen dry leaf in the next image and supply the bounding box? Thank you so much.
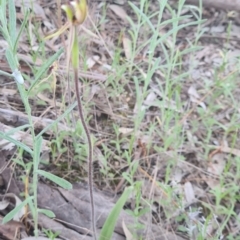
[184,181,195,204]
[109,4,129,22]
[0,193,25,221]
[122,37,132,60]
[0,215,24,240]
[188,85,206,110]
[122,220,134,240]
[207,152,225,176]
[86,55,100,69]
[119,127,134,136]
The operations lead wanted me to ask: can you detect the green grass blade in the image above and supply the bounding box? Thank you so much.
[0,69,14,78]
[128,2,155,32]
[99,186,133,240]
[8,0,16,43]
[37,170,72,189]
[28,48,64,94]
[0,0,7,29]
[36,101,77,138]
[0,131,33,154]
[5,48,18,71]
[2,196,33,224]
[0,1,12,46]
[13,9,30,53]
[5,124,31,135]
[38,208,55,218]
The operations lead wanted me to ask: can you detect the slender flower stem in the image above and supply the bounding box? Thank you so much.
[73,68,97,239]
[61,2,96,237]
[72,26,97,239]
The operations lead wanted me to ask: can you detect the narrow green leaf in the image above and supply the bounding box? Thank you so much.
[13,10,30,53]
[5,124,30,135]
[27,197,37,222]
[0,69,14,78]
[0,131,33,154]
[128,2,155,32]
[36,101,77,138]
[99,186,133,240]
[28,48,64,95]
[0,26,12,52]
[122,172,133,185]
[0,0,7,27]
[37,170,72,189]
[2,196,33,224]
[5,48,18,71]
[12,158,26,168]
[8,0,16,43]
[38,208,55,218]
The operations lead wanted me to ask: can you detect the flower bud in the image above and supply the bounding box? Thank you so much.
[71,0,87,24]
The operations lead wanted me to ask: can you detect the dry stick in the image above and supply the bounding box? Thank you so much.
[73,68,97,240]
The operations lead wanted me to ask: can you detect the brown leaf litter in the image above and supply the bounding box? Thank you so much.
[1,0,240,239]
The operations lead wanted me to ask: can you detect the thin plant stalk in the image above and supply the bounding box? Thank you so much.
[17,84,39,235]
[71,26,96,239]
[60,1,97,238]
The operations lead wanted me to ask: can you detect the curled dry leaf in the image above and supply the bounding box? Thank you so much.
[0,193,25,221]
[0,199,10,210]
